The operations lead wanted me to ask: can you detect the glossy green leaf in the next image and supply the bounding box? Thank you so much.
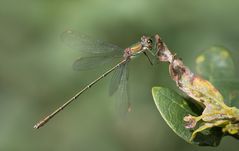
[152,87,223,146]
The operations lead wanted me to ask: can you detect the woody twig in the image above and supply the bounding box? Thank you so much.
[154,34,239,141]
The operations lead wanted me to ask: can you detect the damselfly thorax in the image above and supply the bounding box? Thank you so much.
[34,31,156,129]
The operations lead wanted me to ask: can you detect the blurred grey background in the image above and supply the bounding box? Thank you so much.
[0,0,239,150]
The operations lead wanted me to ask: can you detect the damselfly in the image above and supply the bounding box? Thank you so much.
[34,30,156,129]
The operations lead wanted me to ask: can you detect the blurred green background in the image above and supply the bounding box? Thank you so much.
[1,0,239,150]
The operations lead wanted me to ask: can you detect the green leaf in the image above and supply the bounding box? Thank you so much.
[152,86,223,146]
[195,46,239,106]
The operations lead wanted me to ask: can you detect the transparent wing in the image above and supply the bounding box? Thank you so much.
[109,62,130,115]
[61,30,124,54]
[109,63,125,95]
[73,54,122,71]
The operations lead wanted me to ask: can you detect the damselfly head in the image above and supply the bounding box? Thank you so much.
[140,35,154,50]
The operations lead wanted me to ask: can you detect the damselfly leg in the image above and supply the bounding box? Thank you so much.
[34,31,155,129]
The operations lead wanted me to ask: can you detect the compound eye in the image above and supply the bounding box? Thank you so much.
[147,39,153,44]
